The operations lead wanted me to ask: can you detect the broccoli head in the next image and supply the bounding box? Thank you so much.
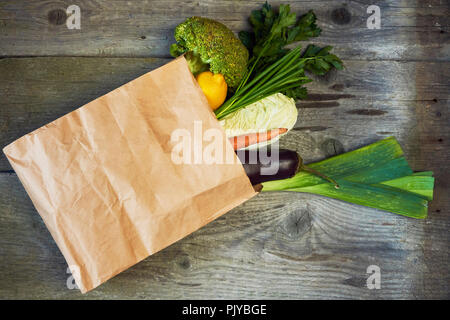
[170,17,249,89]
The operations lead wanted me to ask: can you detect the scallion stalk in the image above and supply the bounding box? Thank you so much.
[215,45,312,119]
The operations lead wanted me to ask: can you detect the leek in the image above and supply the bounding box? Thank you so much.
[262,137,434,219]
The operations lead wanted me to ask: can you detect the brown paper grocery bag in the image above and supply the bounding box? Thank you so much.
[3,57,256,293]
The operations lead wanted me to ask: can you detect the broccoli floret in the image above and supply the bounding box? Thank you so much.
[170,17,249,89]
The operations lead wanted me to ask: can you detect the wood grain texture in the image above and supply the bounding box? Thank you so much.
[0,172,448,299]
[1,57,448,171]
[0,0,448,60]
[0,0,449,299]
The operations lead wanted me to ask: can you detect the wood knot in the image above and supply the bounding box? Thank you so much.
[342,276,366,288]
[281,209,312,240]
[321,139,344,157]
[178,257,191,269]
[48,9,67,25]
[330,84,345,92]
[331,8,351,25]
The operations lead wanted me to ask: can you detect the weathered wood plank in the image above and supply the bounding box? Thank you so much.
[411,55,450,298]
[0,55,448,297]
[1,57,448,171]
[0,0,448,60]
[0,0,448,300]
[0,171,448,299]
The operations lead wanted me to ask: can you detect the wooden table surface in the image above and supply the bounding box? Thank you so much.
[0,0,448,299]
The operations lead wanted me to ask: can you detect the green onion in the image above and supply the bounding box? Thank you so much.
[215,45,315,119]
[262,137,435,219]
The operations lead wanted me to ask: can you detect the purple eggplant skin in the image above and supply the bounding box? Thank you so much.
[236,149,301,185]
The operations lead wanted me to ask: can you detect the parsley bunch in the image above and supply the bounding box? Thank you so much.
[215,3,343,119]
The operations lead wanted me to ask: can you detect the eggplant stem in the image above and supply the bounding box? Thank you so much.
[301,165,340,189]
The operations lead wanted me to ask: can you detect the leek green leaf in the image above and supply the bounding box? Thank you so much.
[262,137,434,219]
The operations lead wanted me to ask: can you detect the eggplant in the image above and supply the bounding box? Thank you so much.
[236,148,340,188]
[236,149,300,185]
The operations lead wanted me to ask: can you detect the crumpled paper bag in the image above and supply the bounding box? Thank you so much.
[3,57,257,293]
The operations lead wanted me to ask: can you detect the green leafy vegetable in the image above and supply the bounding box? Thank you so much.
[214,3,343,119]
[238,3,342,78]
[239,4,321,73]
[262,137,435,219]
[302,45,344,76]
